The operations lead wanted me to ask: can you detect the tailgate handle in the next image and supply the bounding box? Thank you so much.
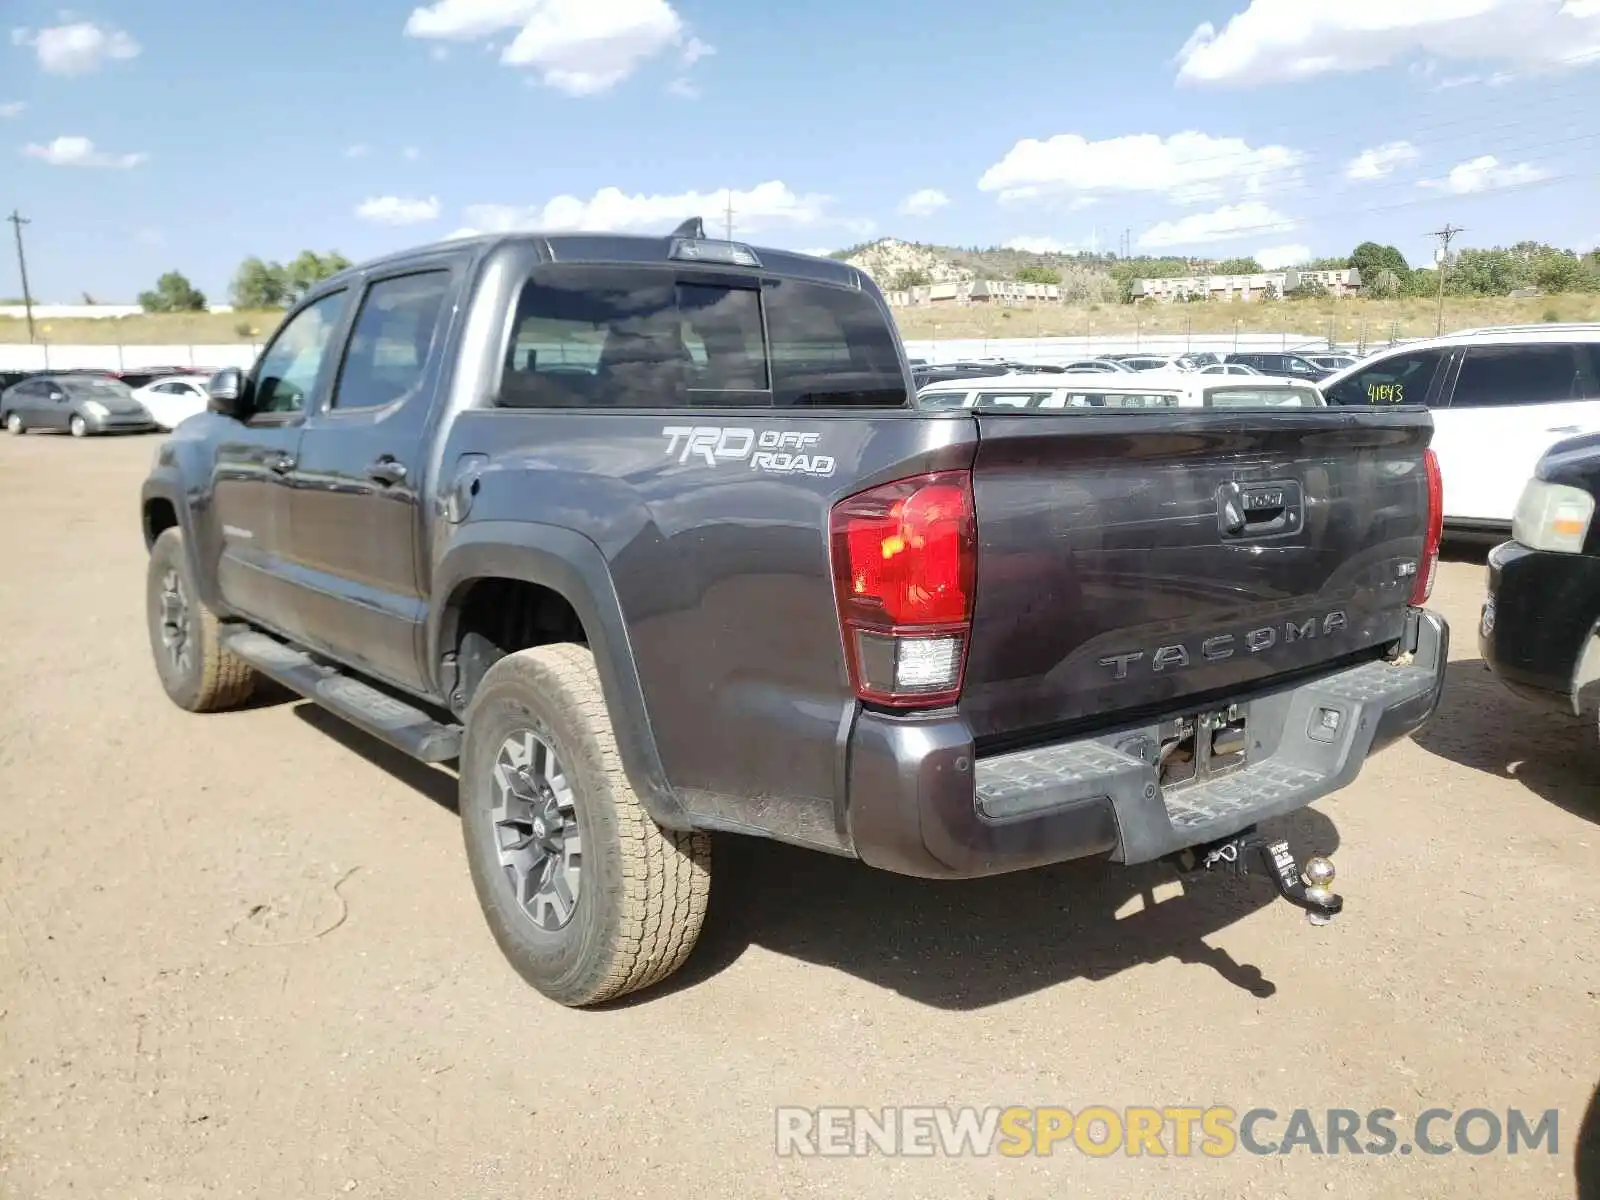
[1219,480,1302,540]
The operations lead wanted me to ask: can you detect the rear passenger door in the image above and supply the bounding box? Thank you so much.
[284,264,460,693]
[1433,342,1600,525]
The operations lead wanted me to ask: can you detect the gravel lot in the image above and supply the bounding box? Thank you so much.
[1,433,1596,1200]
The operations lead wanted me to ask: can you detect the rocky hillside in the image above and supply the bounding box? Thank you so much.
[833,238,1125,303]
[829,239,974,287]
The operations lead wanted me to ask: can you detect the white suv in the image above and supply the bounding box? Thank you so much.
[1320,324,1600,535]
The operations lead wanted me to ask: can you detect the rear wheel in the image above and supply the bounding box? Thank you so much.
[4,412,21,435]
[69,414,87,438]
[459,644,711,1007]
[145,526,259,712]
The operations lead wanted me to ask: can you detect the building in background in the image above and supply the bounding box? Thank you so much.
[1133,268,1361,303]
[885,279,1063,308]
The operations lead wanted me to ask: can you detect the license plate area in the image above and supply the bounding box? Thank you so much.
[1158,704,1248,792]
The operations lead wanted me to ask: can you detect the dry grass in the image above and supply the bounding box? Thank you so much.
[893,294,1600,343]
[4,294,1600,348]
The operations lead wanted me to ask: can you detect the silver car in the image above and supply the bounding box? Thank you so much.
[1,373,157,437]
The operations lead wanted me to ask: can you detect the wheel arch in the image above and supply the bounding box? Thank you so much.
[430,520,690,830]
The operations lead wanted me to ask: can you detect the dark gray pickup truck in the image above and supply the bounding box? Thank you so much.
[140,222,1450,1006]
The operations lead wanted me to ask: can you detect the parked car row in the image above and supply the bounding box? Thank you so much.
[914,323,1600,538]
[0,368,218,436]
[910,349,1345,390]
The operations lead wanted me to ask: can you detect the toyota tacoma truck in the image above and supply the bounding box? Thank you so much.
[140,221,1449,1007]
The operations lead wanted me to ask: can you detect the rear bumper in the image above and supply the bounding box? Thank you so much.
[1479,540,1600,714]
[845,608,1449,879]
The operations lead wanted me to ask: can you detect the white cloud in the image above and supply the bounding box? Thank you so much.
[665,76,699,98]
[796,247,835,257]
[403,146,422,161]
[1138,201,1295,249]
[403,0,699,95]
[1003,236,1074,253]
[1345,140,1419,181]
[1256,242,1312,268]
[23,135,146,168]
[898,188,950,217]
[0,101,24,119]
[979,130,1303,206]
[356,195,443,225]
[345,143,371,158]
[462,180,833,235]
[13,21,140,76]
[1176,0,1600,87]
[1418,154,1553,193]
[680,35,713,64]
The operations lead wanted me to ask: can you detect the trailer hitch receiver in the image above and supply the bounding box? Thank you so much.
[1169,825,1343,925]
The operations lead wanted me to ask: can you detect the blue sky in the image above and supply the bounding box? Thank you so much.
[7,0,1600,302]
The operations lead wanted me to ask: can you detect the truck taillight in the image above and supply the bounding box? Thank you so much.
[1413,448,1443,605]
[830,471,976,708]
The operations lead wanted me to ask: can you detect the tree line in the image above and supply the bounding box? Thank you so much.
[135,250,353,313]
[1112,240,1600,302]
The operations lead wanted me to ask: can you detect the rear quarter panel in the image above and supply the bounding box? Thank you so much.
[434,408,977,850]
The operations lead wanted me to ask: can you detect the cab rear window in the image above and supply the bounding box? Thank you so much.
[497,266,908,410]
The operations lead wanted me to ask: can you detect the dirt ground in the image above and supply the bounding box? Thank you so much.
[0,433,1595,1200]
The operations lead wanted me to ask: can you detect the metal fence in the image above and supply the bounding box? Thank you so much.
[0,325,1417,374]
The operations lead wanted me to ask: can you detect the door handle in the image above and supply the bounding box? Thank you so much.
[366,457,408,486]
[269,453,296,474]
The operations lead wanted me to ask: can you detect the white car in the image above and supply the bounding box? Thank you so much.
[132,374,213,431]
[1319,323,1600,535]
[916,370,1324,411]
[1199,362,1264,376]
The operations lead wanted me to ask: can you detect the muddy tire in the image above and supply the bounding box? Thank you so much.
[459,644,711,1007]
[145,526,259,712]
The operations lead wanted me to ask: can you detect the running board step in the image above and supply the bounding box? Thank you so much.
[224,629,462,762]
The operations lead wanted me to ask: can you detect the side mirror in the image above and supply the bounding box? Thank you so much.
[206,367,250,418]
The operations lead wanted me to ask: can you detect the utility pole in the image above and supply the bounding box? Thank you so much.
[1429,223,1464,336]
[7,210,35,344]
[723,189,735,242]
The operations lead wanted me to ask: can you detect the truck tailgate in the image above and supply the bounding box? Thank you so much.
[962,408,1434,746]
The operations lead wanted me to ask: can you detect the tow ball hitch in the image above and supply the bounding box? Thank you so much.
[1168,826,1343,925]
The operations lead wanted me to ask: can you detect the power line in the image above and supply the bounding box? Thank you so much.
[1429,223,1466,335]
[7,210,34,344]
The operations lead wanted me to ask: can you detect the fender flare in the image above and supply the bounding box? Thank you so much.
[140,470,231,615]
[429,521,690,830]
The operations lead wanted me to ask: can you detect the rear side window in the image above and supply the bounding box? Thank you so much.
[1063,391,1180,409]
[334,270,451,410]
[1323,349,1445,407]
[917,391,973,410]
[1207,385,1323,408]
[1449,343,1596,408]
[973,390,1051,409]
[498,267,905,410]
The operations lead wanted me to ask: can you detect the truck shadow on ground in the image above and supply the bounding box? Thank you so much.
[286,699,1341,1010]
[648,806,1340,1010]
[1411,658,1600,827]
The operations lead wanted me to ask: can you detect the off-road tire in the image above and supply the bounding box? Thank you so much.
[69,414,87,438]
[4,412,22,435]
[460,644,711,1007]
[145,526,259,712]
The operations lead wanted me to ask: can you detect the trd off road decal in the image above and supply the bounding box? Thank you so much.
[661,426,837,478]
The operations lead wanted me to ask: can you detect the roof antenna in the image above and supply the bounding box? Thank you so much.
[670,216,705,239]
